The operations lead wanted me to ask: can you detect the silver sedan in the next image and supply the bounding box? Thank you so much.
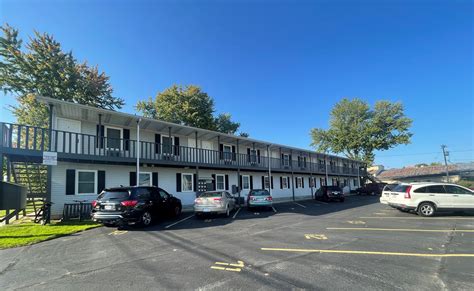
[194,191,236,217]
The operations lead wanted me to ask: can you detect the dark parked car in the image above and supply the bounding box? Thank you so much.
[91,186,182,227]
[315,186,345,202]
[357,183,387,196]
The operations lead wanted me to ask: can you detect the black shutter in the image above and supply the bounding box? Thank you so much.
[225,174,229,190]
[295,177,298,188]
[212,174,216,190]
[193,174,197,192]
[152,172,158,187]
[96,125,104,149]
[239,175,243,189]
[289,155,292,167]
[98,170,105,194]
[271,176,274,189]
[123,129,130,151]
[219,144,224,159]
[280,177,283,189]
[66,169,75,195]
[176,173,182,192]
[287,177,290,188]
[247,148,251,162]
[155,134,161,154]
[302,177,305,188]
[261,176,265,189]
[130,172,136,186]
[174,137,180,156]
[250,176,253,190]
[257,150,261,163]
[231,146,236,161]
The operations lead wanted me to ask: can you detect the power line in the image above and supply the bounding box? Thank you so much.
[377,149,473,158]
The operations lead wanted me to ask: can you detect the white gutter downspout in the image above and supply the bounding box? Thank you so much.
[267,144,272,196]
[136,118,141,185]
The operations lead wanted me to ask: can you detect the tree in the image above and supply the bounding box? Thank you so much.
[0,24,124,128]
[136,84,244,135]
[310,98,412,165]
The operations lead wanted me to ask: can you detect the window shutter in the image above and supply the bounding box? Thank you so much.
[225,174,229,190]
[212,174,216,190]
[287,177,290,188]
[250,176,253,190]
[96,125,104,149]
[271,176,274,189]
[280,177,283,189]
[152,172,158,187]
[247,148,251,162]
[155,134,161,154]
[295,177,298,188]
[231,146,236,161]
[98,171,106,194]
[261,176,265,189]
[219,144,224,159]
[174,137,180,156]
[123,129,130,151]
[257,150,261,163]
[66,169,75,195]
[302,177,305,188]
[130,172,136,186]
[193,174,197,192]
[176,173,182,192]
[239,175,243,189]
[289,155,292,167]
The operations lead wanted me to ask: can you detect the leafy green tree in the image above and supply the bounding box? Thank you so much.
[310,98,412,165]
[0,24,123,128]
[136,84,243,135]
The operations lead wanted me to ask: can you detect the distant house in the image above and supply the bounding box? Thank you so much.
[376,163,474,184]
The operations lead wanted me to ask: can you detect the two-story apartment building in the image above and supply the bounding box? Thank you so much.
[0,96,366,217]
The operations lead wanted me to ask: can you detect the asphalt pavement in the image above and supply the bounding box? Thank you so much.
[1,196,473,290]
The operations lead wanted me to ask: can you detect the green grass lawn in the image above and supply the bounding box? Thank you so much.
[0,221,101,249]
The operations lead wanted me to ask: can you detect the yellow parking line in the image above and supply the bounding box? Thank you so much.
[261,247,474,257]
[210,266,226,270]
[360,216,474,220]
[326,227,474,233]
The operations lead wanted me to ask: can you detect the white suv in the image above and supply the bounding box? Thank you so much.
[387,183,474,217]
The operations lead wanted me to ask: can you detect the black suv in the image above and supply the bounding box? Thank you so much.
[315,186,345,202]
[91,186,182,227]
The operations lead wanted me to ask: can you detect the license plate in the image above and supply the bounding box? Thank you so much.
[104,205,115,210]
[203,208,210,212]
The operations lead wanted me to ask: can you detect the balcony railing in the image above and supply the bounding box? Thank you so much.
[1,122,365,175]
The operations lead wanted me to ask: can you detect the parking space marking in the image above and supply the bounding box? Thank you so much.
[326,227,474,233]
[164,214,195,229]
[272,206,277,213]
[305,234,328,240]
[294,202,307,208]
[204,219,213,223]
[108,230,128,236]
[374,212,387,215]
[260,248,474,257]
[360,216,474,220]
[211,261,244,272]
[347,220,366,225]
[232,208,241,219]
[315,201,328,205]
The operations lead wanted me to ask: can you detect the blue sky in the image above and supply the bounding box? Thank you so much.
[1,0,472,168]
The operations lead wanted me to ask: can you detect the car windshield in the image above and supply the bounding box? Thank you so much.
[326,186,341,191]
[392,185,411,193]
[98,190,130,200]
[383,184,398,191]
[199,192,222,198]
[250,190,270,196]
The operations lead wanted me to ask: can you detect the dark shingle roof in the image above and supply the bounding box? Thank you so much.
[378,163,474,179]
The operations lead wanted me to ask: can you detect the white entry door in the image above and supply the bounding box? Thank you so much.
[55,118,81,153]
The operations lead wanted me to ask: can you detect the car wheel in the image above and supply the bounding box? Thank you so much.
[418,202,435,217]
[225,206,230,217]
[103,222,115,227]
[173,205,182,217]
[140,211,153,226]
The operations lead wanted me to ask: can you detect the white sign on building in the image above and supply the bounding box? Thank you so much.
[42,151,57,166]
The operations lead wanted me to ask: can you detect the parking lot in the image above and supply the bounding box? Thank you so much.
[1,196,473,290]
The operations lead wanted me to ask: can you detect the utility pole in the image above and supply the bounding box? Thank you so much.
[441,145,449,182]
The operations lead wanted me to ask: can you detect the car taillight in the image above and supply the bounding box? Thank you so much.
[194,198,202,204]
[249,196,255,201]
[91,200,97,208]
[404,186,412,199]
[266,196,273,201]
[120,200,138,207]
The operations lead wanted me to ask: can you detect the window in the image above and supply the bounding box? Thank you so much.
[105,126,123,150]
[425,185,447,193]
[162,135,174,155]
[283,154,290,166]
[264,176,270,189]
[182,173,194,192]
[298,156,307,168]
[223,145,233,160]
[76,170,97,195]
[282,177,288,189]
[444,185,473,194]
[250,149,258,163]
[138,172,152,186]
[320,178,326,186]
[297,177,303,188]
[353,179,357,187]
[309,177,315,188]
[216,174,225,191]
[332,178,338,186]
[242,175,250,190]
